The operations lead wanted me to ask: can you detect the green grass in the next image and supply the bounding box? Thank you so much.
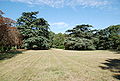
[0,49,120,81]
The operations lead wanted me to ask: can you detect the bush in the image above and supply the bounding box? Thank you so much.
[56,45,65,49]
[0,46,12,52]
[11,46,17,50]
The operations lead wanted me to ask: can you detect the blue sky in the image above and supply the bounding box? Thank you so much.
[0,0,120,33]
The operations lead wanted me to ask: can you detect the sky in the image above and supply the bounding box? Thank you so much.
[0,0,120,33]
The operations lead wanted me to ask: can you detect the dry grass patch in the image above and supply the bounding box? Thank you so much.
[0,49,120,81]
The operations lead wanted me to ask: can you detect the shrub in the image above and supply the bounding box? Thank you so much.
[56,45,65,49]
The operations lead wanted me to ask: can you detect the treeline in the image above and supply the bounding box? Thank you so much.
[50,24,120,51]
[0,11,120,53]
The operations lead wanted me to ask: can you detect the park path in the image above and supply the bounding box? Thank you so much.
[0,49,119,81]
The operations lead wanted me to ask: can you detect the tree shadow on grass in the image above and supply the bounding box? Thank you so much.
[108,49,120,54]
[116,51,120,54]
[99,59,120,80]
[0,51,22,60]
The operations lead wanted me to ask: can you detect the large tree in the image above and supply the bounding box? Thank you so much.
[95,25,120,50]
[64,24,97,50]
[17,11,50,49]
[0,10,22,52]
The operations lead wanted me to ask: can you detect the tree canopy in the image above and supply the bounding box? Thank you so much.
[17,11,50,49]
[64,24,120,51]
[49,32,65,49]
[95,25,120,50]
[1,10,120,51]
[64,24,97,50]
[0,10,22,52]
[0,11,21,46]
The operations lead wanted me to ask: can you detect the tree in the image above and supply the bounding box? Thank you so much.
[0,10,22,52]
[49,32,66,49]
[66,24,93,38]
[49,31,55,48]
[95,25,120,50]
[53,33,65,49]
[17,11,50,49]
[65,24,97,50]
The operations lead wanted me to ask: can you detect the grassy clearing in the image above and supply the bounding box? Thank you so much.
[0,49,120,81]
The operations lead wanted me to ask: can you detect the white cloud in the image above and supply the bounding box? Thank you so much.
[50,22,69,28]
[49,22,70,33]
[67,0,109,8]
[9,0,110,8]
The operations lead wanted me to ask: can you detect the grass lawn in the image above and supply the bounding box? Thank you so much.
[0,49,120,81]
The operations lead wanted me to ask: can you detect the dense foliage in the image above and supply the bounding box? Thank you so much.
[23,36,50,49]
[0,10,22,52]
[64,37,95,50]
[95,25,120,50]
[17,11,50,49]
[1,10,120,52]
[64,24,97,50]
[65,24,120,51]
[49,32,65,49]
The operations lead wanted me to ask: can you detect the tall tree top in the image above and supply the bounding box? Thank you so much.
[16,11,50,38]
[66,24,94,38]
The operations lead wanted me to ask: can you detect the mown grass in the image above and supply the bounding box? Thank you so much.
[0,49,119,81]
